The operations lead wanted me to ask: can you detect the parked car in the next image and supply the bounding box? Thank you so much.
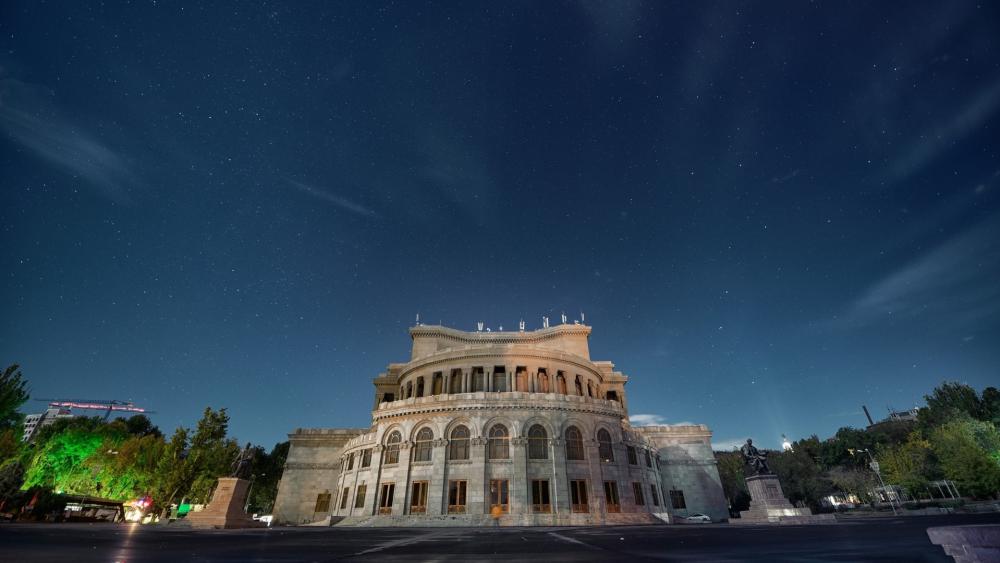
[684,513,711,522]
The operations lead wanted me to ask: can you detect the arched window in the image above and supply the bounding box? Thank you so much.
[574,376,583,396]
[597,428,614,462]
[416,377,425,398]
[384,431,402,465]
[413,427,433,462]
[488,424,509,459]
[528,425,548,460]
[449,425,470,460]
[565,426,584,460]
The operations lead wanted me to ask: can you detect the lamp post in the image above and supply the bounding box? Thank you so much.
[851,448,897,516]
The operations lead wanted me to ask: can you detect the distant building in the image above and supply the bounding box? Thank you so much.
[272,323,729,526]
[22,406,74,442]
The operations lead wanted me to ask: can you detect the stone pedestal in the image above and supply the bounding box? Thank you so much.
[187,478,265,529]
[734,474,833,525]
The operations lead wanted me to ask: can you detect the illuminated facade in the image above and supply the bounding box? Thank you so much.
[272,323,728,526]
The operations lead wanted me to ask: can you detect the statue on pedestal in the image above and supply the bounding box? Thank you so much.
[740,438,770,475]
[231,442,255,480]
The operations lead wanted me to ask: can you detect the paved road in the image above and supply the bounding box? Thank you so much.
[2,513,998,562]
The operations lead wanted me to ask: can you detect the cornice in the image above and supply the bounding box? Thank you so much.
[410,323,591,344]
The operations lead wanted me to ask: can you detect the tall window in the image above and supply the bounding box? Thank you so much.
[570,480,589,513]
[575,376,583,396]
[361,448,372,468]
[346,452,355,470]
[538,372,549,393]
[410,481,428,514]
[626,445,638,465]
[354,484,367,509]
[339,487,350,509]
[384,431,401,465]
[314,492,331,513]
[489,479,509,513]
[645,449,652,468]
[565,426,585,460]
[378,483,395,515]
[449,425,470,460]
[632,482,645,506]
[448,480,467,513]
[531,480,551,513]
[597,429,614,462]
[413,427,433,462]
[604,481,621,513]
[651,484,660,507]
[670,489,686,509]
[528,425,548,460]
[488,424,509,459]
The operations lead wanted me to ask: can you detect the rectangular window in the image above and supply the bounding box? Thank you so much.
[670,489,686,510]
[645,449,653,468]
[410,481,428,514]
[570,480,589,513]
[448,480,467,513]
[651,484,660,507]
[361,449,372,468]
[626,445,638,465]
[489,479,509,513]
[604,481,621,513]
[346,452,355,471]
[632,482,645,506]
[314,492,331,513]
[340,487,349,509]
[354,484,367,509]
[531,480,551,513]
[378,483,395,515]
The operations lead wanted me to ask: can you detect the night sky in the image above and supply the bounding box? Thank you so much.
[2,2,998,451]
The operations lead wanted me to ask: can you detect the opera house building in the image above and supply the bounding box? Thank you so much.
[272,322,728,525]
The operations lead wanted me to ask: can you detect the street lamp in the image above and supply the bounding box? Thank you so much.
[850,448,898,516]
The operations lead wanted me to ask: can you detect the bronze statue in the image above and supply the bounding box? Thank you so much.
[231,442,255,479]
[740,438,770,475]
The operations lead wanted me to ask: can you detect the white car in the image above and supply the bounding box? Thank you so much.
[684,513,711,522]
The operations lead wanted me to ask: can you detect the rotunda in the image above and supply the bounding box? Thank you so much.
[272,323,728,526]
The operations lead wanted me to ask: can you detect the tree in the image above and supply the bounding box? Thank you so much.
[714,450,750,514]
[247,441,288,514]
[0,364,29,430]
[919,382,983,432]
[982,387,1000,427]
[769,437,835,509]
[877,432,937,498]
[826,466,877,505]
[929,419,1000,499]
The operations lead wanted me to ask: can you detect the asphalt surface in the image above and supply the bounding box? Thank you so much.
[2,513,999,562]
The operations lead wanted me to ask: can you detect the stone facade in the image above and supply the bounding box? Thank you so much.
[272,323,728,526]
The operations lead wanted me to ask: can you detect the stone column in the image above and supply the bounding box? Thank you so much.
[469,436,488,515]
[585,439,605,517]
[426,439,449,515]
[550,438,569,514]
[506,370,513,392]
[510,436,528,515]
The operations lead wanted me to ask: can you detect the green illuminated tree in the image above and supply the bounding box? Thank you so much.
[0,364,29,430]
[929,418,1000,498]
[918,382,983,432]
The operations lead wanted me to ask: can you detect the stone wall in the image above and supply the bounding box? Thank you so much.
[271,428,366,525]
[635,425,729,521]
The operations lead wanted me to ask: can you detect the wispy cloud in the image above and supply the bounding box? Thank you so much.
[629,414,667,426]
[712,437,747,451]
[839,217,1000,329]
[0,79,138,203]
[886,78,1000,183]
[629,414,698,427]
[285,179,379,218]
